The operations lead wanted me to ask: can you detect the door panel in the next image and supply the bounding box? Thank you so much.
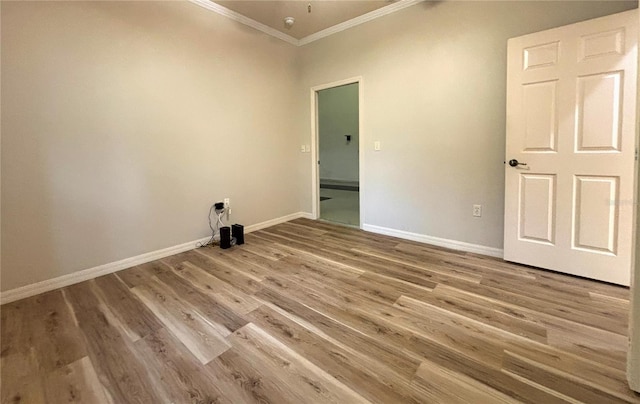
[519,174,556,244]
[504,10,637,285]
[573,176,619,254]
[523,81,558,152]
[579,28,625,60]
[575,72,622,152]
[524,42,559,70]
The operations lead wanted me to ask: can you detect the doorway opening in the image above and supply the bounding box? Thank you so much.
[311,78,362,228]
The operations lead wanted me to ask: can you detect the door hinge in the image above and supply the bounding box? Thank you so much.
[636,148,638,161]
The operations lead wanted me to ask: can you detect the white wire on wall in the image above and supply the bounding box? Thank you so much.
[197,204,226,248]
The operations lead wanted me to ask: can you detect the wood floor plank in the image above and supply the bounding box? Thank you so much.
[269,257,402,305]
[393,295,637,401]
[227,323,369,404]
[248,236,364,279]
[130,277,231,364]
[181,249,262,294]
[168,260,262,314]
[0,349,46,404]
[257,278,570,403]
[43,356,110,404]
[246,304,423,403]
[545,320,627,371]
[433,283,627,369]
[134,328,230,403]
[0,291,87,373]
[270,224,391,253]
[350,247,485,283]
[357,271,435,300]
[254,285,422,381]
[154,269,249,332]
[429,284,548,342]
[357,243,538,282]
[2,219,636,403]
[1,300,27,359]
[502,348,635,403]
[92,274,163,341]
[503,351,634,403]
[276,221,330,237]
[238,242,290,261]
[208,349,297,404]
[253,231,441,289]
[480,274,629,323]
[411,360,520,404]
[117,260,172,288]
[438,277,629,335]
[318,295,508,370]
[196,245,275,280]
[64,282,166,403]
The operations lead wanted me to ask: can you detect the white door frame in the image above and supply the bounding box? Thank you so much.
[310,76,364,228]
[628,8,640,393]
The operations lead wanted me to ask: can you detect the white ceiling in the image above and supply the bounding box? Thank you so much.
[213,1,398,40]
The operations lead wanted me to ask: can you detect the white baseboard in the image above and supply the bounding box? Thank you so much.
[0,211,310,305]
[362,224,504,258]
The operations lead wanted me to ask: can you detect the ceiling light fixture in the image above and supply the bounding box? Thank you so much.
[284,16,295,28]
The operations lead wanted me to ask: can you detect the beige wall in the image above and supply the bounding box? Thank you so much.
[296,0,637,249]
[0,1,300,291]
[318,83,359,183]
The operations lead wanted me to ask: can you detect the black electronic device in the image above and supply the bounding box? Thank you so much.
[220,226,231,249]
[232,224,244,245]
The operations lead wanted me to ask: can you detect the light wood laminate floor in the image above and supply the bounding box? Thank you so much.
[1,218,639,403]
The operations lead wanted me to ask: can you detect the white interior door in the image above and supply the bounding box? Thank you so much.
[504,10,638,286]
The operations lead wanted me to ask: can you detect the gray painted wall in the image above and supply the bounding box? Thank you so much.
[318,83,359,183]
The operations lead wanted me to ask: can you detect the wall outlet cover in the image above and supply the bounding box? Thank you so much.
[473,205,482,217]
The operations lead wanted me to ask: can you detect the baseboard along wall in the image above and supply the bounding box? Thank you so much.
[362,223,504,258]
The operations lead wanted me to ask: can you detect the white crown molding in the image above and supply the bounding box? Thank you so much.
[188,0,300,46]
[189,0,425,47]
[298,0,424,46]
[0,211,313,305]
[362,223,504,259]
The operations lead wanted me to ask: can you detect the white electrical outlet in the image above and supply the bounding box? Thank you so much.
[300,145,305,152]
[374,141,381,151]
[473,204,482,217]
[224,198,230,208]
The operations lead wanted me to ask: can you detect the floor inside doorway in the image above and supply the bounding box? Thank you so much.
[319,188,359,226]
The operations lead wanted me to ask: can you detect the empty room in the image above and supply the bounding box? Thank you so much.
[3,0,640,402]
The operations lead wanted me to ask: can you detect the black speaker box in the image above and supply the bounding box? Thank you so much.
[232,224,244,245]
[220,226,231,249]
